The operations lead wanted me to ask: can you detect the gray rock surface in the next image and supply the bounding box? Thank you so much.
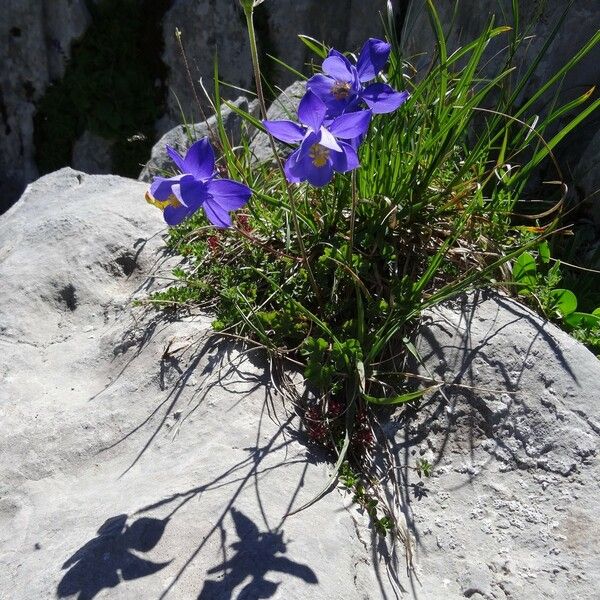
[389,290,600,599]
[71,130,114,175]
[0,169,397,599]
[1,169,599,599]
[161,0,254,130]
[574,127,600,226]
[139,96,259,182]
[249,80,306,165]
[0,0,91,210]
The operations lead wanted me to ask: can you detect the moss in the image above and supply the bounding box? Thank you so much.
[34,0,171,177]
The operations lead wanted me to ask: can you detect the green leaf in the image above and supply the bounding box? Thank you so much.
[513,252,537,292]
[364,385,440,405]
[297,35,328,59]
[564,312,600,329]
[519,96,600,180]
[549,289,577,317]
[538,241,551,264]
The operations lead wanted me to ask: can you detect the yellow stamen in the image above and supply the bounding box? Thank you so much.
[145,190,182,211]
[332,80,351,100]
[309,144,330,168]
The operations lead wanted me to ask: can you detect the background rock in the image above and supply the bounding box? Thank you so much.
[71,130,114,175]
[161,0,397,131]
[574,127,600,226]
[0,0,90,212]
[4,1,599,220]
[2,0,396,214]
[402,0,600,212]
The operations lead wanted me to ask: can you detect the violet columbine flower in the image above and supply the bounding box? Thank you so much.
[263,90,371,187]
[307,38,408,117]
[145,138,251,228]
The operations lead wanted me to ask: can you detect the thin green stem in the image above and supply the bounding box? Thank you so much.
[347,170,358,264]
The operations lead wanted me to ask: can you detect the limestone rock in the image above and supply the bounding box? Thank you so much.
[387,290,600,599]
[0,1,91,212]
[139,96,259,182]
[71,130,114,175]
[574,127,600,226]
[161,0,254,132]
[0,169,397,599]
[1,169,599,599]
[402,0,600,216]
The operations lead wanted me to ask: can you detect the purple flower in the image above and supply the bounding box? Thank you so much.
[145,138,251,228]
[307,38,408,117]
[263,90,371,187]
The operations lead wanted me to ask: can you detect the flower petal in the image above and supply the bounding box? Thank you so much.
[356,38,391,82]
[306,73,335,101]
[297,90,327,132]
[150,175,180,200]
[303,159,334,187]
[202,198,232,228]
[328,110,372,139]
[174,177,207,211]
[285,151,310,181]
[262,119,306,144]
[284,149,303,183]
[166,145,186,172]
[361,85,409,114]
[331,141,360,173]
[296,131,321,162]
[163,204,192,226]
[182,138,215,181]
[206,178,252,210]
[318,126,342,152]
[329,149,347,173]
[322,50,355,82]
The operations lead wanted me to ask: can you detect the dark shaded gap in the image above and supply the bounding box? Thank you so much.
[33,0,172,179]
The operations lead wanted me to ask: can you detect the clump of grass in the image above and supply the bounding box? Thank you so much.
[147,0,599,544]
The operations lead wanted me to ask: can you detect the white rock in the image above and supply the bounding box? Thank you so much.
[1,169,599,599]
[386,290,600,599]
[0,169,397,599]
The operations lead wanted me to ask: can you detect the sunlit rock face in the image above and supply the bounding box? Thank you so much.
[0,169,399,599]
[0,1,90,213]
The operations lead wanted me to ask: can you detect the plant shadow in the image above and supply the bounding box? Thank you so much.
[197,507,318,600]
[384,289,579,588]
[57,514,170,600]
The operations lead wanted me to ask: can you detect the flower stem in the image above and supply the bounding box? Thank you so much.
[348,170,358,264]
[242,3,323,308]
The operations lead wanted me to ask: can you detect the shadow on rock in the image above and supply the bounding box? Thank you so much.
[57,514,170,600]
[198,508,317,600]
